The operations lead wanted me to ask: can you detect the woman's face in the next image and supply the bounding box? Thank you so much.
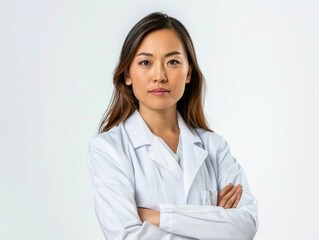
[125,29,192,113]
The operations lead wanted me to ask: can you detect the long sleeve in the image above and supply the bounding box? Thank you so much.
[87,135,197,240]
[158,137,258,240]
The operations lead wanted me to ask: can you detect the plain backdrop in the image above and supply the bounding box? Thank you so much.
[1,0,318,239]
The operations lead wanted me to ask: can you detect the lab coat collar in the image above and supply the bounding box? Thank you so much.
[124,109,203,148]
[124,110,183,178]
[124,110,208,200]
[124,110,153,148]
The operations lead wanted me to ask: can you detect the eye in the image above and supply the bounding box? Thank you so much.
[167,59,180,65]
[139,60,151,66]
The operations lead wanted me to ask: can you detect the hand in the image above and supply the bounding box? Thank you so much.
[137,207,160,227]
[218,183,243,209]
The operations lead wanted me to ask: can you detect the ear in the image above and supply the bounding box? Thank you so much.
[125,71,132,86]
[186,65,192,83]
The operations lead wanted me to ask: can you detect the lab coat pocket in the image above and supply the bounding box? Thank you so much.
[200,190,218,206]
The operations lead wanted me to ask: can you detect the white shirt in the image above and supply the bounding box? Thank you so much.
[154,134,182,165]
[88,110,258,240]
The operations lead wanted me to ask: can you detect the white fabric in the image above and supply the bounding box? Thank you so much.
[154,134,182,164]
[87,110,258,240]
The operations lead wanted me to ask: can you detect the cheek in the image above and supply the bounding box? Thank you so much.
[171,81,188,101]
[130,67,151,85]
[176,83,187,97]
[130,74,149,99]
[168,70,189,89]
[168,67,189,80]
[130,67,146,82]
[131,82,144,100]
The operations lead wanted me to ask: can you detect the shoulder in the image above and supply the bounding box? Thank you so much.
[87,124,135,183]
[195,128,229,153]
[194,129,235,169]
[89,124,123,150]
[88,123,131,166]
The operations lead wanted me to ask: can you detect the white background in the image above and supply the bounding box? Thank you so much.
[1,0,318,239]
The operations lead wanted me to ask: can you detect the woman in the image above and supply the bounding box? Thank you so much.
[88,12,258,240]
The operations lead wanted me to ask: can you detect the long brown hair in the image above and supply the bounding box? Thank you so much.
[98,12,212,133]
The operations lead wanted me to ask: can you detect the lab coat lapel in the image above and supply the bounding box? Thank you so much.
[124,110,153,148]
[124,110,208,191]
[178,113,208,199]
[148,137,183,179]
[124,110,183,179]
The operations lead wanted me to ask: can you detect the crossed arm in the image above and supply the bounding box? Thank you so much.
[88,135,257,239]
[138,183,243,226]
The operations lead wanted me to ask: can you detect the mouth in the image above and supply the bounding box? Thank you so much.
[148,88,170,93]
[148,88,170,96]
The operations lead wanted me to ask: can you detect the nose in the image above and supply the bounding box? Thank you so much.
[153,63,167,83]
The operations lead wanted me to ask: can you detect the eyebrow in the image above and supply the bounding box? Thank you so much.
[136,51,182,57]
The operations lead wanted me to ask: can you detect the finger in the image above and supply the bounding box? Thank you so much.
[224,187,241,208]
[217,183,233,203]
[218,184,241,207]
[225,187,242,208]
[232,190,243,208]
[218,187,237,207]
[218,184,233,198]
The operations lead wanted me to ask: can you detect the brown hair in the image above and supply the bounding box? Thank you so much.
[98,12,212,133]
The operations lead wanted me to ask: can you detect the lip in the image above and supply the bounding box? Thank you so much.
[148,88,170,96]
[149,88,170,93]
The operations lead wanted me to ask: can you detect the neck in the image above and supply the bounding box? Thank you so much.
[138,107,179,136]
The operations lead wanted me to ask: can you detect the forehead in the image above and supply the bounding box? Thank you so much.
[136,29,187,55]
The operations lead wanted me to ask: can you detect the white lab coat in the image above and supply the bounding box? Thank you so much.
[88,110,258,240]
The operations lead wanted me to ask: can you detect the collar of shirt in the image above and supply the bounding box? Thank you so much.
[123,109,209,198]
[123,109,203,149]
